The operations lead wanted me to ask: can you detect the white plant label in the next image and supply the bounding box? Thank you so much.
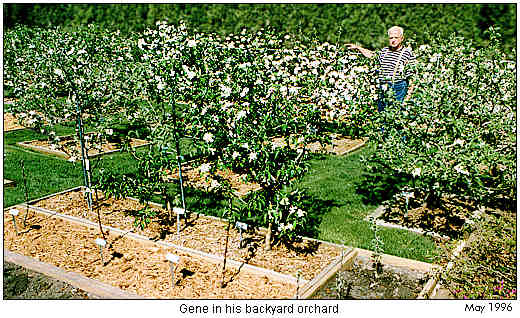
[85,159,90,170]
[236,221,248,230]
[10,209,20,216]
[172,207,185,215]
[95,238,107,247]
[166,253,180,263]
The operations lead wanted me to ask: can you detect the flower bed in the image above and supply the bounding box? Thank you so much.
[16,133,151,161]
[4,209,297,298]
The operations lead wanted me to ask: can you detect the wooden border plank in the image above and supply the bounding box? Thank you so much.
[16,134,152,162]
[300,248,358,299]
[335,137,368,156]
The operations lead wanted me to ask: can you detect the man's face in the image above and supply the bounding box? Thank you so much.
[388,30,403,49]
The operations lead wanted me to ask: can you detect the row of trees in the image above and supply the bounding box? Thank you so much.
[4,21,516,251]
[4,4,516,52]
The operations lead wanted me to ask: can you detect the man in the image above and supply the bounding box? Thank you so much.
[348,26,416,112]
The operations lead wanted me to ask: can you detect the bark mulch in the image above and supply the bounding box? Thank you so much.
[29,188,342,282]
[4,210,297,298]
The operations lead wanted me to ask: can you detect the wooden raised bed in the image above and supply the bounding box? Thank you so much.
[16,133,151,161]
[4,209,300,298]
[5,186,358,298]
[272,134,367,156]
[310,248,441,299]
[165,164,261,197]
[366,198,484,240]
[4,112,26,132]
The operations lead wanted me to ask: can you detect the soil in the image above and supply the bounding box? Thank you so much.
[3,262,91,299]
[4,210,297,298]
[21,133,149,159]
[4,112,26,131]
[312,255,429,299]
[380,193,478,238]
[272,134,366,156]
[307,135,367,156]
[29,188,342,282]
[166,165,261,197]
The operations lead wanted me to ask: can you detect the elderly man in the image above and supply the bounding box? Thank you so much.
[348,26,416,112]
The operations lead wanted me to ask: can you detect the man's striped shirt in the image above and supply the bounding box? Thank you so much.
[377,46,416,82]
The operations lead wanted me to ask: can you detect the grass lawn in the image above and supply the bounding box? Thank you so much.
[3,127,438,263]
[298,146,438,263]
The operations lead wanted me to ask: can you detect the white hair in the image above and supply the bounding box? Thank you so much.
[388,26,404,37]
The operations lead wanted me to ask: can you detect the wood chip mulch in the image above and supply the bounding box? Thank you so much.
[4,112,26,131]
[4,211,297,298]
[31,188,342,281]
[272,134,367,156]
[166,165,261,197]
[21,134,149,159]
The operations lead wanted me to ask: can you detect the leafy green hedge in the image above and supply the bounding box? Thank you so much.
[3,4,516,51]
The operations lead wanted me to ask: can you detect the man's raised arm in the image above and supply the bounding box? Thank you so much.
[346,43,375,58]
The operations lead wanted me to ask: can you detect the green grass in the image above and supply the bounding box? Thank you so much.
[3,127,438,263]
[297,146,438,263]
[4,124,76,145]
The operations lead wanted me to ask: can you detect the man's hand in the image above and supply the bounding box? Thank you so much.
[346,43,374,58]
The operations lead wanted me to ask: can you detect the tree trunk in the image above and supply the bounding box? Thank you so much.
[264,221,272,251]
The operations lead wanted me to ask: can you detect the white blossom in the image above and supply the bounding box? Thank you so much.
[220,85,232,98]
[240,87,249,98]
[199,163,211,173]
[203,132,214,143]
[54,69,64,78]
[236,110,247,121]
[138,38,146,50]
[454,164,470,175]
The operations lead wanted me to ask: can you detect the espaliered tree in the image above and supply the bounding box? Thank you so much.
[182,28,329,250]
[5,25,135,238]
[95,21,221,222]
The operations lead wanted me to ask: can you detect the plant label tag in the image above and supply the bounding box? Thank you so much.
[172,207,185,215]
[85,159,90,170]
[236,221,248,230]
[166,253,180,263]
[95,238,107,247]
[10,209,20,216]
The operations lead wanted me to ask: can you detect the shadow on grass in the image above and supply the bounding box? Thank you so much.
[355,164,411,206]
